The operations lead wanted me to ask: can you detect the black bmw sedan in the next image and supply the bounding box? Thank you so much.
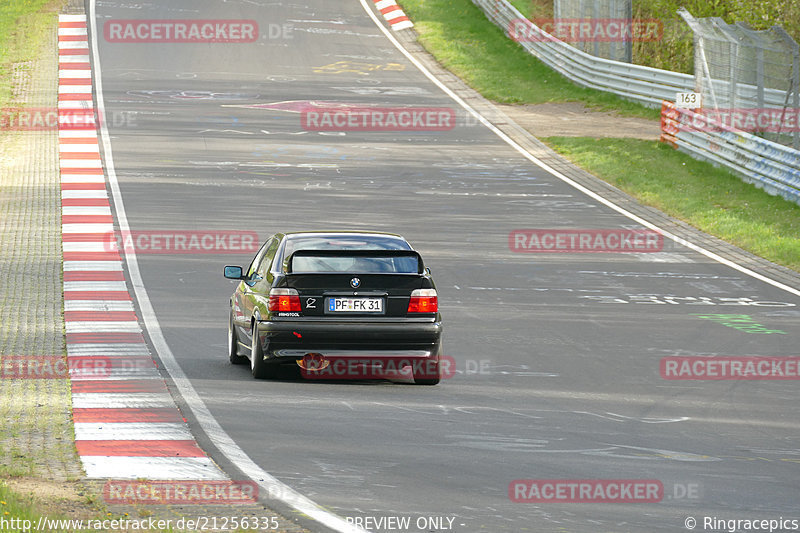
[224,232,443,384]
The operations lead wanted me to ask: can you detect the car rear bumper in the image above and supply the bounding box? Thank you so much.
[254,318,442,361]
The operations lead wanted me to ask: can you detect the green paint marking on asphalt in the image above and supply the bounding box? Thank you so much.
[691,314,788,335]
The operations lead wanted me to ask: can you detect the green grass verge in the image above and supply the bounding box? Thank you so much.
[543,137,800,271]
[399,0,659,119]
[0,0,61,108]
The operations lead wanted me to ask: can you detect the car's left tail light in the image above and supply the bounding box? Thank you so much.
[408,289,438,313]
[269,288,301,312]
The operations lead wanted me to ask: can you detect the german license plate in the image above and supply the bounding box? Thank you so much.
[328,297,383,313]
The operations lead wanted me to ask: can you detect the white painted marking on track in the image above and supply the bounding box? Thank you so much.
[64,281,128,291]
[81,456,228,480]
[60,174,105,183]
[391,20,414,30]
[58,55,90,63]
[59,159,101,168]
[62,223,115,233]
[59,171,102,177]
[62,206,112,215]
[58,99,94,108]
[60,130,97,138]
[75,423,192,441]
[67,343,150,356]
[58,27,87,36]
[64,261,122,271]
[59,143,99,151]
[383,10,406,21]
[61,189,108,199]
[356,0,800,298]
[63,242,117,252]
[65,301,134,312]
[631,252,696,263]
[65,322,141,333]
[58,83,93,92]
[58,41,89,49]
[72,393,174,409]
[88,3,368,529]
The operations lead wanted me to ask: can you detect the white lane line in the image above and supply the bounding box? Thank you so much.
[81,457,229,480]
[87,2,366,531]
[356,0,800,297]
[75,423,193,441]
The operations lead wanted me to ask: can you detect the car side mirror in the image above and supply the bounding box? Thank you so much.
[224,265,244,280]
[426,267,432,275]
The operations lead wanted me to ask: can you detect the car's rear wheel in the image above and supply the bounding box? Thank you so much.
[413,352,441,386]
[250,323,278,379]
[228,312,247,365]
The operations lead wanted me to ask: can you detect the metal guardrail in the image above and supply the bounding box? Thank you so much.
[661,101,800,206]
[472,0,693,107]
[472,0,800,206]
[472,0,791,109]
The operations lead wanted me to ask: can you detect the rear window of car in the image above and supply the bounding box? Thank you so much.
[282,236,417,274]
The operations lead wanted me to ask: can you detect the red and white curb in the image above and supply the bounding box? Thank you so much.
[372,0,413,31]
[59,14,225,481]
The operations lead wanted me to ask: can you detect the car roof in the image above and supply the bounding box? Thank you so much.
[282,231,408,242]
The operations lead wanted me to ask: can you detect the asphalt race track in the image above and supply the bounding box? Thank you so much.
[92,0,800,531]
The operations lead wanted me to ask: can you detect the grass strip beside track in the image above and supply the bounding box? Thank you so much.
[544,137,800,272]
[399,0,800,273]
[0,0,61,108]
[398,0,658,119]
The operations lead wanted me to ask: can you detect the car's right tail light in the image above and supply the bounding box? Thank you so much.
[408,289,438,313]
[269,288,301,312]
